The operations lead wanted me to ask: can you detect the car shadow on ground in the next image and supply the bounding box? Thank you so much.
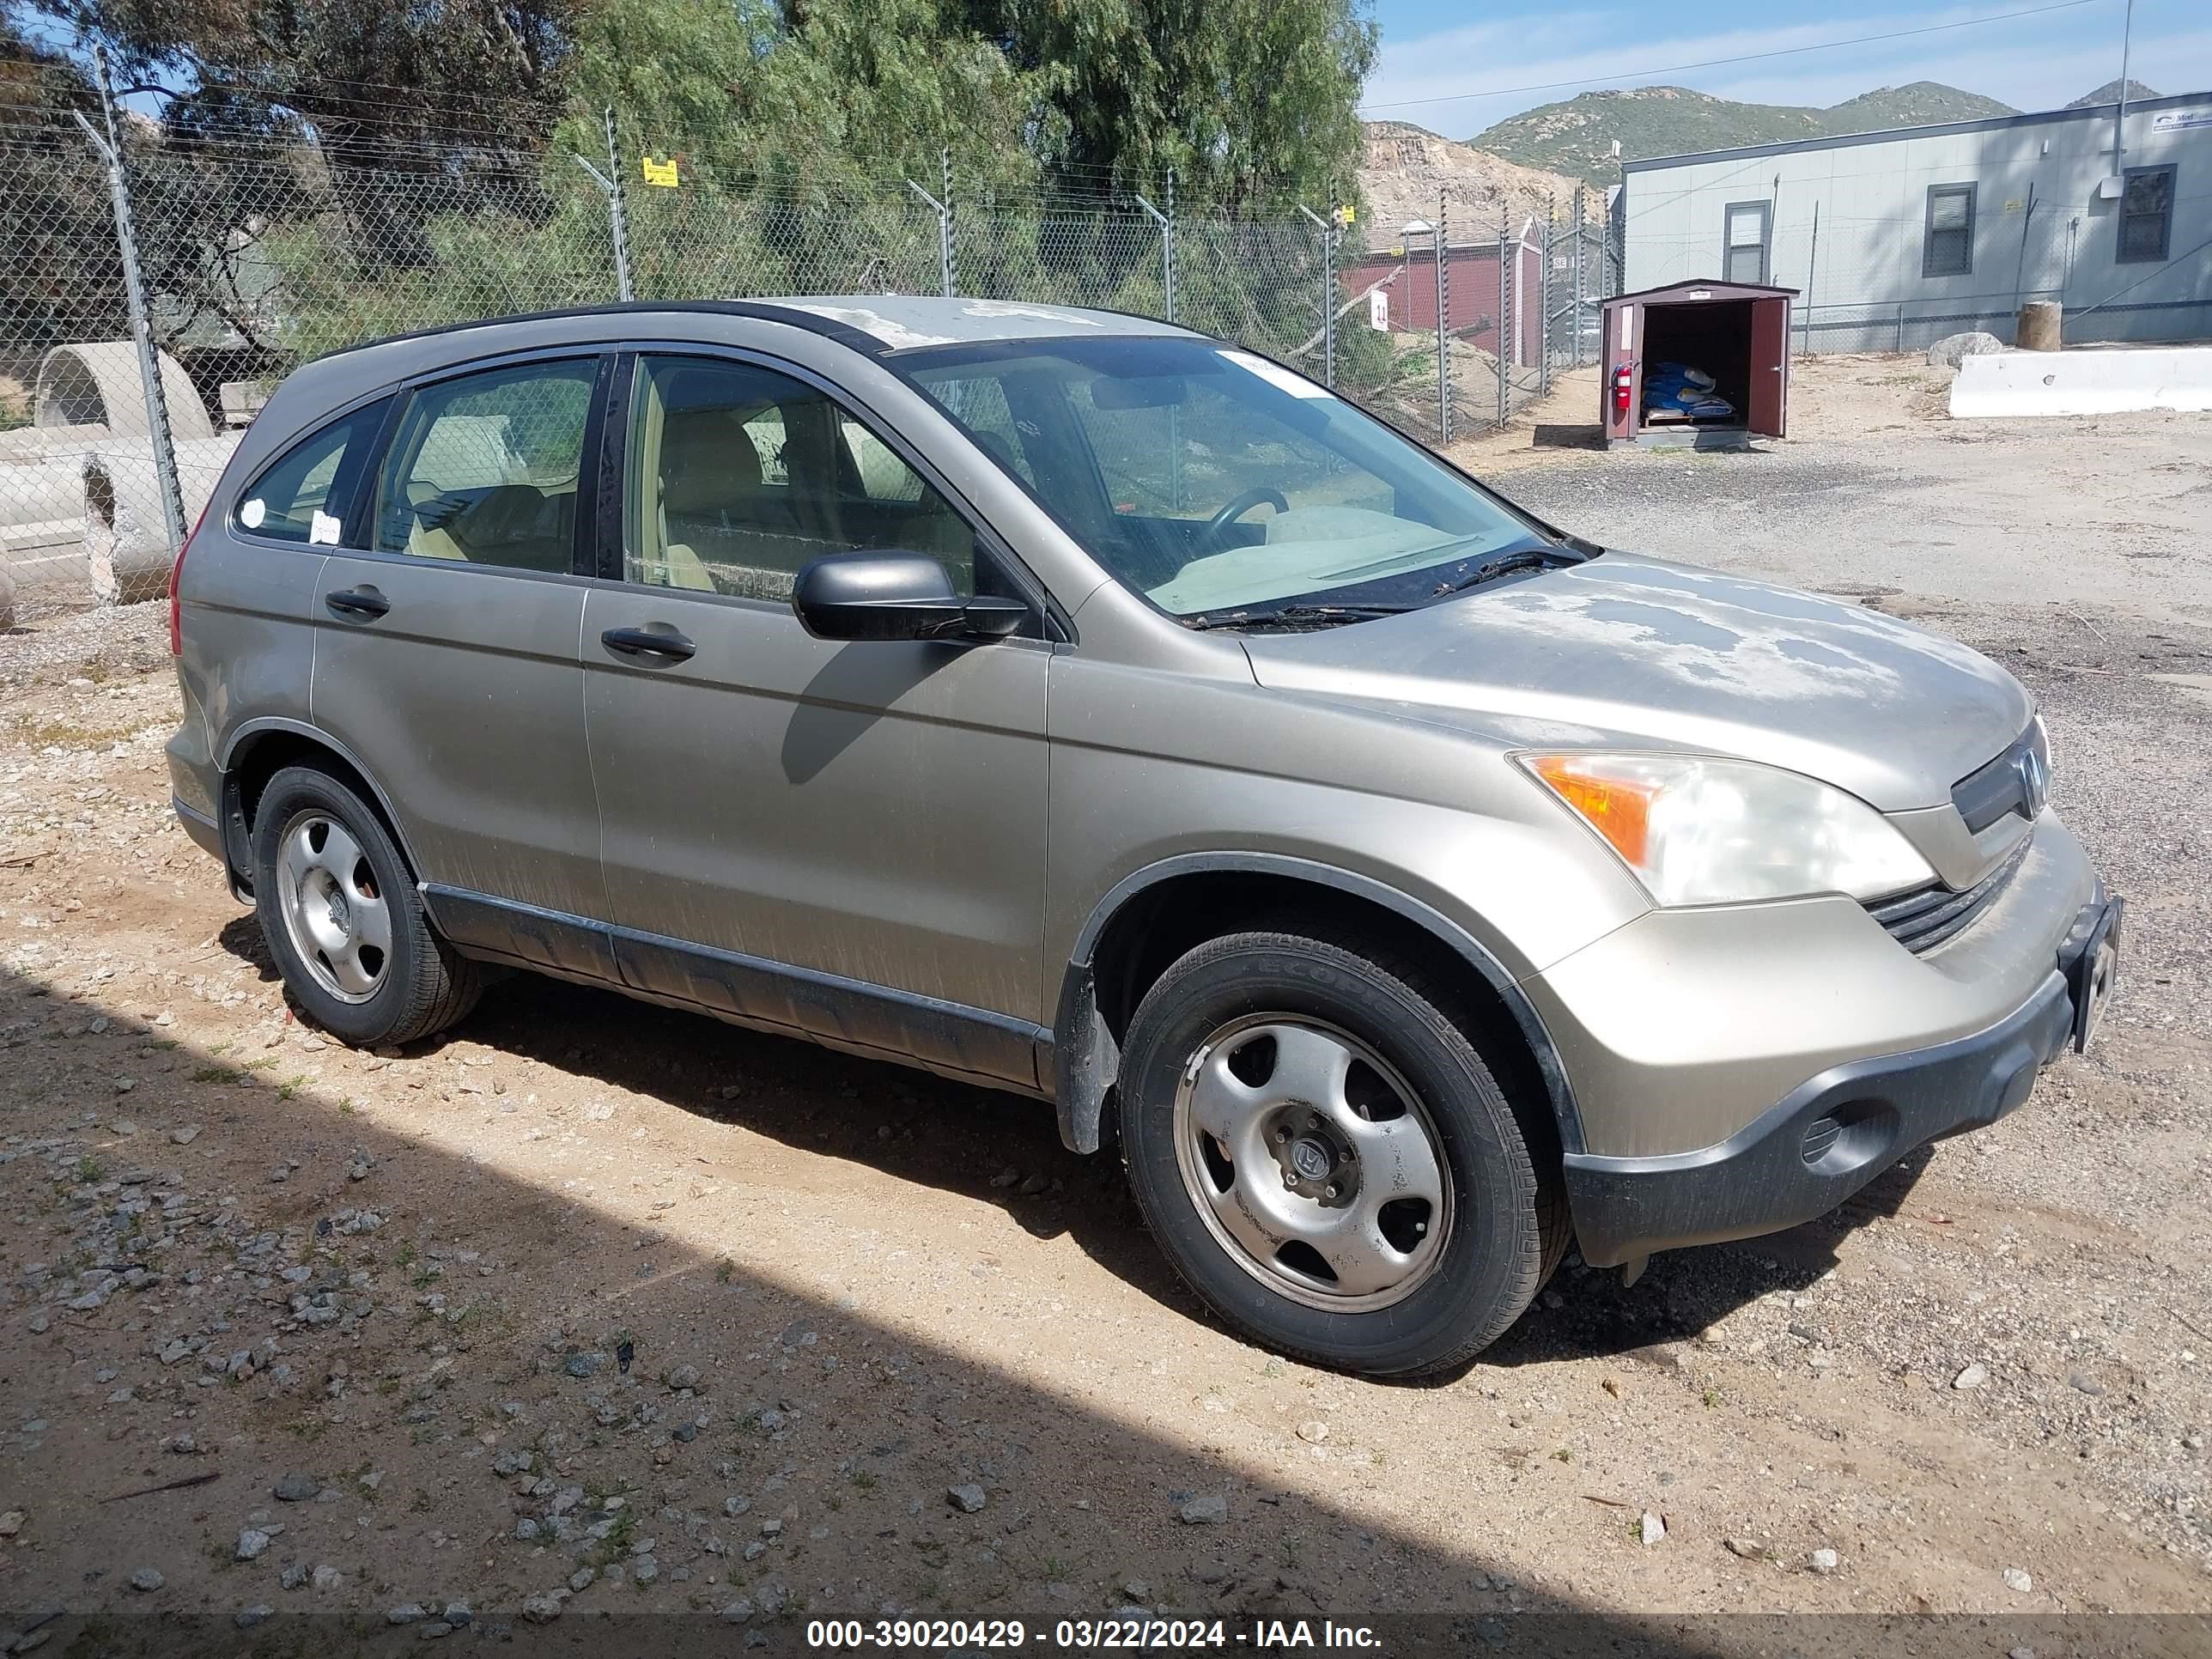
[7,951,1795,1657]
[218,914,1932,1378]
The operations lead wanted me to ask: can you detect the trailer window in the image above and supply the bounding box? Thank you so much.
[1923,184,1976,277]
[1723,202,1770,286]
[2118,165,2174,264]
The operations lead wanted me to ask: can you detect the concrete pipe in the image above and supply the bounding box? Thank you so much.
[34,342,216,441]
[82,434,240,604]
[2016,301,2063,353]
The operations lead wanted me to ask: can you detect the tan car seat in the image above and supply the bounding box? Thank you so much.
[651,407,761,592]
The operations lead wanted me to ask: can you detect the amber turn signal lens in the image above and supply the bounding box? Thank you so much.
[1528,755,1661,869]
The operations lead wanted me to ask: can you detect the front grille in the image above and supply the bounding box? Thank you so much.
[1866,836,2030,955]
[1953,720,2050,833]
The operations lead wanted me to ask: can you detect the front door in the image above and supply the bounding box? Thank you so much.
[311,354,612,939]
[580,351,1050,1086]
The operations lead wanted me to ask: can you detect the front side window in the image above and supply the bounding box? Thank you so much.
[370,359,596,572]
[902,337,1561,621]
[2118,164,2174,264]
[623,355,981,602]
[234,399,389,545]
[1923,184,1975,277]
[1723,201,1770,285]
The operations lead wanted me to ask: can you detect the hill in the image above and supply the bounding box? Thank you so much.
[1355,121,1597,248]
[2066,79,2160,108]
[1467,82,2019,188]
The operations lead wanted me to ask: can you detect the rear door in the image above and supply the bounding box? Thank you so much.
[310,352,613,934]
[579,349,1051,1085]
[179,396,390,835]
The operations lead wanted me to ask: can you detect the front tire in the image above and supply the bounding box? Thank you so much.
[1118,928,1560,1377]
[251,766,481,1047]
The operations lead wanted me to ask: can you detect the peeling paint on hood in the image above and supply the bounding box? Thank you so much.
[1240,553,2033,811]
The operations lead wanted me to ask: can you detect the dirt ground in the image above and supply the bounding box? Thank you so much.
[2,356,2209,1656]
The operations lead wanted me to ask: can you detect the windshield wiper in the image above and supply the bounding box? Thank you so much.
[1425,549,1565,603]
[1179,602,1413,633]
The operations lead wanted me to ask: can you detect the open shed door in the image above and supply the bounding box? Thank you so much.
[1748,296,1789,438]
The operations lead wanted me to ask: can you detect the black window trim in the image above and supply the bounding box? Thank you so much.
[1922,182,1977,278]
[2116,162,2176,265]
[592,340,1069,644]
[341,344,615,579]
[226,390,397,552]
[1722,199,1771,286]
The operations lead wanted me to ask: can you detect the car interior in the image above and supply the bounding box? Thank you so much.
[628,361,976,602]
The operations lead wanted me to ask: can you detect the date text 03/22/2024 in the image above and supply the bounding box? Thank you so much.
[804,1618,1385,1650]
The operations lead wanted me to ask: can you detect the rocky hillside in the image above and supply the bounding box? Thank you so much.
[1468,82,2020,188]
[1355,121,1595,247]
[2066,78,2161,108]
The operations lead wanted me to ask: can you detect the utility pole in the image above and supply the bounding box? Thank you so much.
[2115,0,2136,164]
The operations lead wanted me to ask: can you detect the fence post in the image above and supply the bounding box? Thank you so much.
[571,106,634,301]
[1540,200,1555,399]
[1496,213,1510,429]
[1572,185,1588,368]
[942,148,957,297]
[1164,169,1176,321]
[1802,201,1820,359]
[1322,208,1335,389]
[1298,204,1336,387]
[73,48,185,567]
[905,173,954,298]
[1435,193,1450,446]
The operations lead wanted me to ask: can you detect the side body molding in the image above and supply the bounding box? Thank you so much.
[1050,853,1587,1158]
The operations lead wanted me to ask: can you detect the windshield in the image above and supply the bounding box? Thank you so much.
[898,336,1562,620]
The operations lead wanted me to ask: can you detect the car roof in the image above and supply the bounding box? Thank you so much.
[303,295,1192,375]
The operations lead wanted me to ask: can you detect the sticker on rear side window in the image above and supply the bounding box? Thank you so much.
[239,498,266,529]
[1218,349,1331,399]
[309,509,342,546]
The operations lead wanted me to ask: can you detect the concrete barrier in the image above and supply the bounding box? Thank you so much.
[1951,347,2212,418]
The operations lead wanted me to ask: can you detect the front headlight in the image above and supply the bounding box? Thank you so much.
[1520,751,1935,907]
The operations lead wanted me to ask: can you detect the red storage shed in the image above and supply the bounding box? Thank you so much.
[1600,280,1796,449]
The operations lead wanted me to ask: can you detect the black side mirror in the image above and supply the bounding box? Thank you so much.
[791,552,1027,643]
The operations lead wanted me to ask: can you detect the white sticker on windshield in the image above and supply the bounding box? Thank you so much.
[1219,349,1332,399]
[239,498,266,529]
[309,508,342,546]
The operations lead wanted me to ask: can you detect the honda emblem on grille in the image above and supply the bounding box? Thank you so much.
[2017,743,2048,817]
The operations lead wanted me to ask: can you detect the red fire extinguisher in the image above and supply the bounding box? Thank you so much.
[1611,362,1634,420]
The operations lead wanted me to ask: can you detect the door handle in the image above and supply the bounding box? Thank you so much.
[325,586,390,619]
[600,625,697,662]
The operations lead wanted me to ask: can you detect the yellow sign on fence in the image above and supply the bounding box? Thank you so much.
[641,155,680,188]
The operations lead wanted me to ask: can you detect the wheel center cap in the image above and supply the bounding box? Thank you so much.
[1289,1137,1335,1182]
[325,890,350,938]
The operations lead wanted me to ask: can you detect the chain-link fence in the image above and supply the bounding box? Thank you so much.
[0,67,1620,627]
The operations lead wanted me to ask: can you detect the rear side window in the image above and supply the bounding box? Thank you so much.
[370,359,598,573]
[234,399,389,545]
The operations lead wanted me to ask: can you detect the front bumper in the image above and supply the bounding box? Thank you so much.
[1564,883,2121,1268]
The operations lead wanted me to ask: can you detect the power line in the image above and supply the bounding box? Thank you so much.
[1357,0,2106,115]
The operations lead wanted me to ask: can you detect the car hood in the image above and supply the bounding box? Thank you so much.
[1238,553,2031,811]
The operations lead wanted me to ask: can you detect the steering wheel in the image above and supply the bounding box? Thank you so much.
[1200,487,1290,549]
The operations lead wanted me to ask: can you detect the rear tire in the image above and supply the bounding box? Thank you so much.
[1118,927,1561,1377]
[251,765,480,1047]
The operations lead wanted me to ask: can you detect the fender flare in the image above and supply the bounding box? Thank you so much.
[217,718,429,891]
[1051,852,1586,1157]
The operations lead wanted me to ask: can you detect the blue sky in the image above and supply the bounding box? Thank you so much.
[1361,0,2212,137]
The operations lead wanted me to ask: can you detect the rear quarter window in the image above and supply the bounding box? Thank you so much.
[234,399,391,545]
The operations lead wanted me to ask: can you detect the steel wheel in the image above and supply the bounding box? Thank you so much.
[273,811,392,1004]
[1173,1013,1454,1312]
